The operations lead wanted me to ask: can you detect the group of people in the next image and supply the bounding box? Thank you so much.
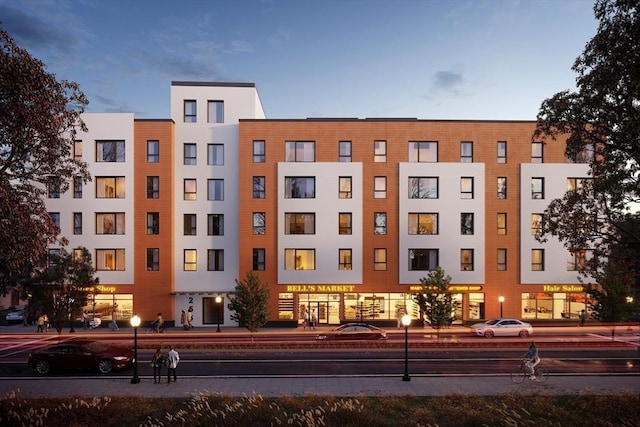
[150,346,180,383]
[36,313,49,332]
[300,307,318,330]
[180,307,194,330]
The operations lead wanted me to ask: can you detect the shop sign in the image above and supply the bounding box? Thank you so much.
[408,285,482,292]
[543,285,584,292]
[285,285,356,293]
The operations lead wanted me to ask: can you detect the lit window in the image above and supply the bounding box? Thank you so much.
[339,213,352,235]
[497,213,507,235]
[184,179,197,201]
[183,249,197,271]
[285,249,315,270]
[531,214,544,235]
[461,249,474,271]
[408,213,438,235]
[374,248,387,271]
[96,213,125,234]
[96,177,125,198]
[567,250,592,271]
[339,249,352,270]
[285,213,315,235]
[339,177,352,199]
[74,140,83,160]
[532,249,544,271]
[96,249,126,271]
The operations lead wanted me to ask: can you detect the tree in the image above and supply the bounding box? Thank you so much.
[413,266,460,339]
[586,261,639,327]
[227,271,270,334]
[23,247,99,334]
[534,0,640,299]
[0,26,89,295]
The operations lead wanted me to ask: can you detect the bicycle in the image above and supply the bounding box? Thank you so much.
[510,359,549,383]
[146,322,166,334]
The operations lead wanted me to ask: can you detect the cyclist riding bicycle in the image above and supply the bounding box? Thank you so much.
[153,312,164,333]
[523,341,540,380]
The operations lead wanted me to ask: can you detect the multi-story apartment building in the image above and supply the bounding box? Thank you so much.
[34,81,590,327]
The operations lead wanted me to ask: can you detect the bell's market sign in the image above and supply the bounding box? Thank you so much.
[286,285,356,293]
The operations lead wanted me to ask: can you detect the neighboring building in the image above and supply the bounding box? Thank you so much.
[37,82,591,328]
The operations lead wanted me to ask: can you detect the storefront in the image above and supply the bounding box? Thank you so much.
[81,285,133,323]
[521,285,588,320]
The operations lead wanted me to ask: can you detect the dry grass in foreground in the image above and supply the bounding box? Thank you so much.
[0,391,638,426]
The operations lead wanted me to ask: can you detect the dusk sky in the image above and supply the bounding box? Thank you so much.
[1,0,598,120]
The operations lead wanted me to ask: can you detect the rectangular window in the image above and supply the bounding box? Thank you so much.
[147,140,159,163]
[184,143,197,165]
[408,141,438,162]
[147,212,159,235]
[339,213,352,235]
[497,141,507,163]
[207,100,224,123]
[184,100,196,123]
[147,176,159,199]
[183,249,197,271]
[497,177,507,199]
[207,179,224,201]
[73,212,82,235]
[409,249,438,271]
[96,249,125,271]
[567,178,589,192]
[531,177,544,199]
[497,248,507,271]
[96,213,125,235]
[73,176,83,199]
[461,213,474,235]
[207,144,224,165]
[339,249,352,270]
[532,249,545,271]
[96,177,125,198]
[374,140,386,162]
[48,248,61,269]
[253,248,265,271]
[531,142,544,163]
[408,213,438,235]
[285,249,315,270]
[74,140,83,160]
[253,140,265,163]
[339,141,352,162]
[183,214,197,236]
[409,177,438,199]
[461,249,474,271]
[49,212,60,229]
[374,176,387,199]
[253,177,265,199]
[207,214,224,236]
[285,213,315,235]
[460,177,474,199]
[374,248,387,271]
[339,176,352,199]
[207,249,224,271]
[567,250,592,271]
[184,179,197,200]
[147,248,159,271]
[567,143,595,164]
[47,178,60,198]
[253,212,265,235]
[374,212,387,235]
[285,141,315,162]
[460,141,473,163]
[497,213,507,235]
[285,177,315,198]
[96,140,125,162]
[531,213,544,235]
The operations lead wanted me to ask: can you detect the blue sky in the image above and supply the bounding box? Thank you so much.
[1,0,598,120]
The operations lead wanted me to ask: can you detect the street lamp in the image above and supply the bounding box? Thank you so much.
[69,297,75,333]
[130,314,141,384]
[359,296,364,322]
[401,314,411,382]
[215,296,222,332]
[498,296,505,318]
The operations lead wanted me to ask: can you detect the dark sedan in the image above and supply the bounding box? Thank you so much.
[28,340,134,375]
[316,323,388,340]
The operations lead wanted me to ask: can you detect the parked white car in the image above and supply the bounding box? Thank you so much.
[470,318,533,338]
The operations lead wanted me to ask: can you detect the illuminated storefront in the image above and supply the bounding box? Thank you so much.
[521,285,588,320]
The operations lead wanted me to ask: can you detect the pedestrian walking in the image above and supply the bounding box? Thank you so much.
[150,347,164,384]
[187,306,194,329]
[579,309,586,327]
[310,309,318,330]
[302,308,309,329]
[166,346,180,383]
[180,310,187,330]
[82,310,89,329]
[36,314,45,332]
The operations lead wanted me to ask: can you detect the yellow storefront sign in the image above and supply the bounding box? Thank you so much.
[286,285,356,293]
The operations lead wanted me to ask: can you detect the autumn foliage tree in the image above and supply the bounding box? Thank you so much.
[0,26,89,295]
[227,271,270,333]
[534,0,640,303]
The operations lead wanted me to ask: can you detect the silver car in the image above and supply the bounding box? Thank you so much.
[5,308,25,323]
[470,318,533,338]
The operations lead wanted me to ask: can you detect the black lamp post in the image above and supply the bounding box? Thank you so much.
[498,296,505,318]
[215,296,222,332]
[130,315,141,384]
[401,314,411,381]
[359,296,364,322]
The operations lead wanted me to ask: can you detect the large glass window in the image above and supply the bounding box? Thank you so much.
[285,177,315,198]
[184,100,196,123]
[409,177,438,199]
[408,213,438,235]
[409,249,438,271]
[408,141,438,162]
[207,100,224,123]
[207,179,224,200]
[285,249,315,270]
[374,140,386,162]
[567,250,592,271]
[339,177,352,199]
[207,144,224,165]
[96,140,125,162]
[96,177,125,198]
[96,249,125,271]
[285,213,315,234]
[207,214,224,236]
[96,213,125,235]
[285,141,315,162]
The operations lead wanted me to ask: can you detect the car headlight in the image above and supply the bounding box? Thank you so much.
[113,356,129,361]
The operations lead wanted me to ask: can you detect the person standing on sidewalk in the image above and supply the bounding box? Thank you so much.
[310,309,318,330]
[166,346,180,383]
[579,309,586,327]
[150,347,164,384]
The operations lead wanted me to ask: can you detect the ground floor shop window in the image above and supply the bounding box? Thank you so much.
[521,292,588,320]
[468,293,484,319]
